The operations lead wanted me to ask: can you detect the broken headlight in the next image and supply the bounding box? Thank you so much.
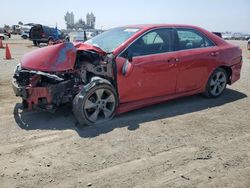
[14,63,21,76]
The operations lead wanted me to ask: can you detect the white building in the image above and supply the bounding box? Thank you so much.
[86,12,96,29]
[65,11,75,29]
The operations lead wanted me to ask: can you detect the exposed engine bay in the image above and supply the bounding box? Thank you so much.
[12,49,115,111]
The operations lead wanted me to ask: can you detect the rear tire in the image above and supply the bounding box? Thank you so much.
[73,84,118,126]
[204,68,228,98]
[33,40,38,46]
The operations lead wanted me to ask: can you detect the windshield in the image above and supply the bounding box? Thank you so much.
[85,27,140,52]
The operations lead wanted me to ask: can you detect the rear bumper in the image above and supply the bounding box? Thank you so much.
[230,60,242,84]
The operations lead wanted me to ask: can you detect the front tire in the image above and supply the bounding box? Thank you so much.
[204,68,228,98]
[22,99,28,109]
[73,84,118,126]
[48,38,54,45]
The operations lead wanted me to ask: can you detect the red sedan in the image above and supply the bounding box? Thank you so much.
[12,24,243,126]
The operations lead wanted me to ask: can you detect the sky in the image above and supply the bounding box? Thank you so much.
[0,0,249,33]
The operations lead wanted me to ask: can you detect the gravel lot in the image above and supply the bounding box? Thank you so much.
[0,36,250,188]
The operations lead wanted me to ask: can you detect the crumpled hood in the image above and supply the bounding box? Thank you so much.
[74,42,107,56]
[21,42,107,72]
[21,43,77,72]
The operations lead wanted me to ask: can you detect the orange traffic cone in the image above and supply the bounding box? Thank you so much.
[0,39,3,48]
[5,44,12,59]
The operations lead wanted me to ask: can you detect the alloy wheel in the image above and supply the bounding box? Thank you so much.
[83,88,116,123]
[210,71,227,96]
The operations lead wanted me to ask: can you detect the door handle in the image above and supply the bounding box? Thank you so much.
[167,58,179,62]
[211,52,219,56]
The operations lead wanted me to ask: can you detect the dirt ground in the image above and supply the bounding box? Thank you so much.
[0,36,250,188]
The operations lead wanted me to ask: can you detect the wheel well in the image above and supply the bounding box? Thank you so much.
[48,37,54,41]
[219,66,232,84]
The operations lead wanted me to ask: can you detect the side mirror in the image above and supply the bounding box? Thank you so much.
[124,50,133,62]
[127,53,133,62]
[122,59,133,77]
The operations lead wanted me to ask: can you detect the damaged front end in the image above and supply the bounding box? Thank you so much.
[12,64,80,111]
[12,42,115,111]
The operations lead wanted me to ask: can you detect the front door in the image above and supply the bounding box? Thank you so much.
[116,28,179,103]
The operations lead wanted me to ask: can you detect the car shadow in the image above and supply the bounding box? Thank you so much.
[13,88,247,138]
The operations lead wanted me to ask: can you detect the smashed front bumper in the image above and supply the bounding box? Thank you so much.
[12,80,28,99]
[12,79,53,111]
[12,64,71,111]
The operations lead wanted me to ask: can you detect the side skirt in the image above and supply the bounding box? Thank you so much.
[116,88,204,115]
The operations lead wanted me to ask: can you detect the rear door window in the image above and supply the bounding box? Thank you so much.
[176,29,214,50]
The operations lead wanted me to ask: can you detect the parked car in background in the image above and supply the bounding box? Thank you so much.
[244,35,250,41]
[222,33,232,40]
[12,24,243,126]
[0,33,8,40]
[232,33,244,40]
[248,39,250,50]
[0,27,10,40]
[73,31,97,42]
[20,25,31,39]
[12,25,22,35]
[21,30,30,39]
[29,24,70,46]
[86,31,96,39]
[73,31,88,42]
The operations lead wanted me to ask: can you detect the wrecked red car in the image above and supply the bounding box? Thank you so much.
[13,24,243,126]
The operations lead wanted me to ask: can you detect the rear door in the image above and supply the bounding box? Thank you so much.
[174,28,219,93]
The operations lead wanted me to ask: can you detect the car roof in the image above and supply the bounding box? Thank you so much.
[111,24,228,55]
[123,24,202,30]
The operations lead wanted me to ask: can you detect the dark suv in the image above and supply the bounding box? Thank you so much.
[29,24,69,46]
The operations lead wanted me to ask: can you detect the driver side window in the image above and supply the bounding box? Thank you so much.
[142,31,163,45]
[126,28,173,57]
